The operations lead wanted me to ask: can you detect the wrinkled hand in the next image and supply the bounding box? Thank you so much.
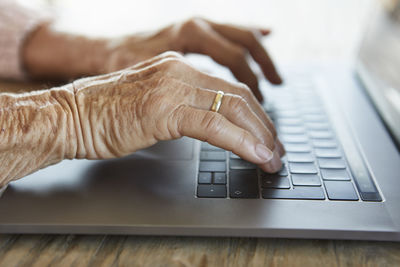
[24,18,281,103]
[105,18,282,102]
[74,52,284,173]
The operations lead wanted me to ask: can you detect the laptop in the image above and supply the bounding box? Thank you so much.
[0,1,399,241]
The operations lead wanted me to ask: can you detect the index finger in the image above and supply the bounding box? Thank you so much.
[208,22,282,84]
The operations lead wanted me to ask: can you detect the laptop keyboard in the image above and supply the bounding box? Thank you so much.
[196,77,383,202]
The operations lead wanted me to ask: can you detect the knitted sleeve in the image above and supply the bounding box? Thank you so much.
[0,0,49,80]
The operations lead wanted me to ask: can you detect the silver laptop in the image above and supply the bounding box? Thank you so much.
[1,2,399,241]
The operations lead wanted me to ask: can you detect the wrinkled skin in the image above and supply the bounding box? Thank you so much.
[1,17,286,186]
[74,52,284,167]
[0,52,284,186]
[24,18,282,102]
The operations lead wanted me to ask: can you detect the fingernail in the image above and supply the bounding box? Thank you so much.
[269,153,283,172]
[274,76,283,85]
[260,149,282,173]
[255,144,274,162]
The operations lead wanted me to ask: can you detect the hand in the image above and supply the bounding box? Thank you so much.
[73,52,284,173]
[24,18,282,102]
[104,18,282,102]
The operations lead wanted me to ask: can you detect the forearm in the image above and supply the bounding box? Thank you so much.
[23,23,110,80]
[22,23,177,80]
[0,85,81,186]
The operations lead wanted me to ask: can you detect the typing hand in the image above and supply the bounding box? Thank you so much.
[24,18,282,102]
[104,18,282,102]
[72,52,284,173]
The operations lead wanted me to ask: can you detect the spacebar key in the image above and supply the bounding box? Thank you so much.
[262,187,325,200]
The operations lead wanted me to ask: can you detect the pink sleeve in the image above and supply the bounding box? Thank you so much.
[0,0,49,80]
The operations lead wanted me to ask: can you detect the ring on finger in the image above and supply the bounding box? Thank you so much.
[210,90,225,113]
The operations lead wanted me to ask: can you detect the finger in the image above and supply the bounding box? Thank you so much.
[190,88,275,150]
[162,62,277,138]
[259,28,271,36]
[175,105,280,171]
[276,139,286,157]
[259,147,282,173]
[207,22,282,84]
[182,23,264,102]
[184,86,282,172]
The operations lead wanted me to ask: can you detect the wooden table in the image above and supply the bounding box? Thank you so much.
[1,0,400,266]
[0,235,399,266]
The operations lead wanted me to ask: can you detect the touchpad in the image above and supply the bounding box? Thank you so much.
[133,137,194,160]
[2,137,195,194]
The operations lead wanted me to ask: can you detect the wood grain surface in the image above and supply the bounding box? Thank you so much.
[1,0,400,266]
[0,235,400,267]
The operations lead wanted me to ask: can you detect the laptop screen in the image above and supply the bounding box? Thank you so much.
[357,0,400,145]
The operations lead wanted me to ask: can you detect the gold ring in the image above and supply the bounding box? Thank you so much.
[210,91,224,112]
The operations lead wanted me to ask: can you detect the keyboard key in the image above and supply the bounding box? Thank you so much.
[213,172,227,184]
[277,165,288,176]
[198,172,212,184]
[310,131,333,139]
[279,126,306,134]
[289,162,317,174]
[318,158,346,169]
[280,134,309,144]
[200,151,226,161]
[199,161,226,172]
[291,174,321,186]
[287,152,314,163]
[297,100,320,107]
[312,139,337,148]
[303,114,326,122]
[261,174,290,189]
[305,122,329,130]
[301,107,324,115]
[315,148,342,158]
[274,110,298,118]
[229,159,256,170]
[320,168,351,181]
[229,170,259,198]
[262,187,325,200]
[197,185,227,198]
[285,143,312,152]
[324,181,359,200]
[201,142,223,151]
[276,118,302,126]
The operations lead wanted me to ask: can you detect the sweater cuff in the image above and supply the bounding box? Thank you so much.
[0,1,51,80]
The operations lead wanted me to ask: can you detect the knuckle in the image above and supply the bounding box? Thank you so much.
[159,57,187,72]
[245,30,259,48]
[226,94,248,120]
[159,51,184,60]
[231,95,248,112]
[181,17,204,31]
[167,104,187,139]
[231,47,246,62]
[236,83,253,99]
[179,18,200,36]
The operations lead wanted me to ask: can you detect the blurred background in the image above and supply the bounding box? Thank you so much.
[19,0,375,64]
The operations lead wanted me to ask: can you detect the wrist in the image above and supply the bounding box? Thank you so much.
[50,84,85,159]
[23,23,111,80]
[0,86,81,185]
